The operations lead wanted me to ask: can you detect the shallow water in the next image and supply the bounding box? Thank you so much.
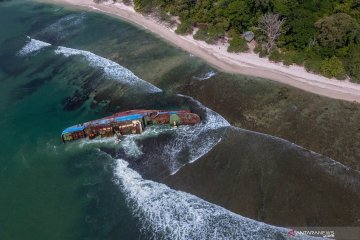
[0,1,358,240]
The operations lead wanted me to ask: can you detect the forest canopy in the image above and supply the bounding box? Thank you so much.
[130,0,360,82]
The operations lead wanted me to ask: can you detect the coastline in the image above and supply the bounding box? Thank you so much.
[43,0,360,103]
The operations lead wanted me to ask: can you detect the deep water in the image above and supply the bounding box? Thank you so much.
[0,1,358,240]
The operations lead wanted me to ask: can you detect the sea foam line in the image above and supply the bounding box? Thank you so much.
[117,95,230,175]
[17,36,51,56]
[17,37,162,93]
[54,46,162,93]
[114,159,316,240]
[119,105,230,174]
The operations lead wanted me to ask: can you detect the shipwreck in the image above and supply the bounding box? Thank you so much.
[61,109,200,143]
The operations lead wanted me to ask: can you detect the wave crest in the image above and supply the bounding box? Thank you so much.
[117,97,230,175]
[54,46,162,93]
[114,159,313,240]
[17,36,51,56]
[17,37,161,93]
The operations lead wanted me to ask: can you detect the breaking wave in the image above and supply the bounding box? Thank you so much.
[121,135,144,158]
[54,46,161,93]
[17,36,51,56]
[193,70,217,80]
[163,95,230,172]
[114,159,315,240]
[116,96,230,175]
[17,37,161,93]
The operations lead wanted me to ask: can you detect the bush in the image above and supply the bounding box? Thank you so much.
[193,25,224,44]
[282,51,305,66]
[254,44,268,58]
[320,56,347,80]
[227,36,249,53]
[345,45,360,83]
[269,49,282,63]
[292,52,306,65]
[133,0,154,13]
[350,72,360,83]
[303,49,323,73]
[193,28,207,39]
[304,58,322,74]
[175,20,193,35]
[282,52,293,66]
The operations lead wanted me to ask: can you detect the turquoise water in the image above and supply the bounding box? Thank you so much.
[0,1,227,239]
[0,1,142,239]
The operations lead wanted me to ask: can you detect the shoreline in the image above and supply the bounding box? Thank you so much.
[43,0,360,103]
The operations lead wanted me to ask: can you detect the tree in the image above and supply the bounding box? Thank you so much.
[126,0,360,82]
[273,0,298,17]
[258,13,285,52]
[346,44,360,83]
[285,9,317,49]
[252,0,272,12]
[315,13,360,50]
[320,56,347,79]
[224,0,251,31]
[227,36,249,52]
[269,48,282,62]
[175,19,193,35]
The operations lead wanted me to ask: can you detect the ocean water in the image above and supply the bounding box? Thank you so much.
[0,1,341,239]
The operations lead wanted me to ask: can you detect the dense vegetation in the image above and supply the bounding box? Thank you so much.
[128,0,360,82]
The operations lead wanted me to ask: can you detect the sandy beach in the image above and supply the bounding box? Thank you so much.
[43,0,360,103]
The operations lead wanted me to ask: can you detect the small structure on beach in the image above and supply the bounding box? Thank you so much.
[243,31,255,42]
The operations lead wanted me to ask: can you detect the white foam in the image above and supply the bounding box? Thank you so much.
[18,36,161,93]
[17,36,51,56]
[121,135,143,158]
[160,96,230,173]
[37,14,86,42]
[193,70,217,80]
[54,46,162,93]
[114,159,315,240]
[65,136,121,152]
[119,125,175,159]
[114,96,230,174]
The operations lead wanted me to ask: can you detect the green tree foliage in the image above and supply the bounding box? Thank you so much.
[128,0,360,82]
[133,0,154,12]
[193,25,224,44]
[227,36,249,52]
[320,56,347,79]
[346,44,360,83]
[175,19,193,35]
[268,48,282,62]
[304,50,323,74]
[254,44,268,58]
[223,0,251,31]
[315,13,360,51]
[282,51,305,66]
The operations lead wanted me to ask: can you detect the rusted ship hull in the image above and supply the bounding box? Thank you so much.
[61,110,200,143]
